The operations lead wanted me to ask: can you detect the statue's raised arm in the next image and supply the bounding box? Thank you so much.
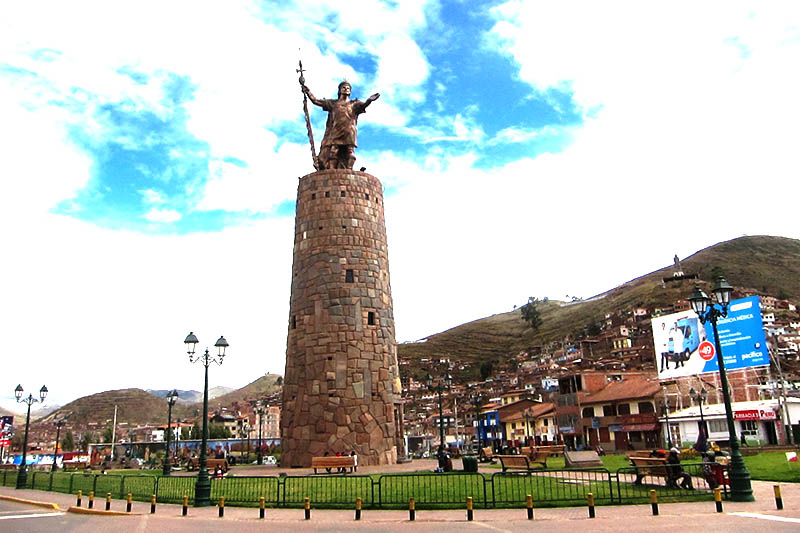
[302,80,380,170]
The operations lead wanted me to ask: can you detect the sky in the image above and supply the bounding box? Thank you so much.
[2,1,800,412]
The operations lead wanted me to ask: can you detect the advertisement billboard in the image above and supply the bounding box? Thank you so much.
[652,295,769,379]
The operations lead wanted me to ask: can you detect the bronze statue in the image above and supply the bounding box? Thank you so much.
[300,79,380,170]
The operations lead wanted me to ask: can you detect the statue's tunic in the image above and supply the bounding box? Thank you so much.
[320,98,368,149]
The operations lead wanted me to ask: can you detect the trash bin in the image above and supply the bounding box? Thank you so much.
[462,455,478,473]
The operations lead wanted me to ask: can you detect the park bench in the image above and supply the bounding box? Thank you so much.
[311,456,355,474]
[186,457,229,473]
[0,464,16,470]
[627,450,653,459]
[536,445,565,456]
[630,456,671,486]
[498,454,548,472]
[479,446,496,463]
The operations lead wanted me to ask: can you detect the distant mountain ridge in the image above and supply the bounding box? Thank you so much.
[145,387,233,404]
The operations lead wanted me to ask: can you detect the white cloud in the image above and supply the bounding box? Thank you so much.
[142,208,182,223]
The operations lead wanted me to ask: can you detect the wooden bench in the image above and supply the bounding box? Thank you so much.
[498,455,532,472]
[0,464,17,470]
[186,457,229,473]
[536,445,565,456]
[630,457,671,486]
[311,456,355,474]
[479,447,496,463]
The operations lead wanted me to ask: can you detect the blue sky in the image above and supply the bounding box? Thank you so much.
[2,1,800,408]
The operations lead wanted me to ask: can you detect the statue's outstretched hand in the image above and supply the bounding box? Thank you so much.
[368,93,380,102]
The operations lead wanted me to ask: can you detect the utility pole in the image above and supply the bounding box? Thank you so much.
[110,405,118,461]
[453,396,460,448]
[772,348,794,445]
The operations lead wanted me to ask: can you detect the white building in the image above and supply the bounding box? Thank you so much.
[660,398,800,447]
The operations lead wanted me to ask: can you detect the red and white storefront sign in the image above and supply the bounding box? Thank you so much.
[733,409,777,421]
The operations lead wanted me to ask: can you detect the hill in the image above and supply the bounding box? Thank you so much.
[208,374,282,409]
[398,235,800,377]
[145,387,233,405]
[38,388,197,427]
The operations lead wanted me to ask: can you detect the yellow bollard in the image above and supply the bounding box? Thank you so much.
[126,493,132,513]
[182,495,188,516]
[355,497,362,520]
[650,490,658,516]
[587,493,595,518]
[76,490,82,507]
[218,496,225,518]
[88,491,95,509]
[467,496,474,521]
[150,494,156,514]
[304,497,311,520]
[526,493,534,520]
[409,497,416,521]
[105,492,111,511]
[774,485,783,511]
[259,496,265,519]
[714,487,723,513]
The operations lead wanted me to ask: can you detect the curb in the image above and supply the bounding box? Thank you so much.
[67,506,141,516]
[0,494,61,510]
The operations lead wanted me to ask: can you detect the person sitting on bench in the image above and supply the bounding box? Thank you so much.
[667,448,693,489]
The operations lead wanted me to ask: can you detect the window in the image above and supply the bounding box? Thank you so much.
[617,403,631,415]
[740,420,758,434]
[291,316,296,329]
[367,311,375,325]
[365,194,369,200]
[325,191,330,198]
[637,402,655,414]
[582,407,594,418]
[341,191,346,197]
[602,404,617,417]
[311,193,316,200]
[543,419,548,426]
[709,419,726,433]
[345,269,354,283]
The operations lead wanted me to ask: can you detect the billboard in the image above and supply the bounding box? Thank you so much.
[652,295,769,379]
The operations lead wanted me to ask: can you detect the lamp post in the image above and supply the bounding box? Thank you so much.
[689,386,708,438]
[253,403,266,465]
[14,384,47,489]
[469,392,483,450]
[163,389,179,476]
[52,417,68,472]
[523,410,533,446]
[689,278,754,502]
[240,422,251,463]
[661,401,673,449]
[184,332,229,507]
[426,373,451,468]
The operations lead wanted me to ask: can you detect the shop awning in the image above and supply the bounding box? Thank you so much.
[620,423,659,432]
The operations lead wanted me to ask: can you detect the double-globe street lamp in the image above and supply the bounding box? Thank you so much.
[469,392,483,450]
[252,402,266,465]
[14,384,47,489]
[52,417,68,472]
[426,373,451,468]
[689,386,708,443]
[184,332,229,507]
[163,389,179,476]
[688,277,754,502]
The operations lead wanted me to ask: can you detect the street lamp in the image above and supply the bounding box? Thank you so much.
[239,421,252,463]
[661,401,673,449]
[689,278,754,502]
[689,386,708,441]
[52,417,68,472]
[163,389,179,476]
[253,402,266,465]
[14,384,47,489]
[184,332,229,507]
[426,372,451,469]
[469,392,483,450]
[523,410,533,446]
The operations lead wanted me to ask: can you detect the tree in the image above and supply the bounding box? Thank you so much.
[520,296,543,331]
[80,431,96,452]
[710,265,726,281]
[180,426,191,440]
[103,424,114,444]
[209,424,232,439]
[190,422,201,440]
[479,361,494,381]
[61,430,75,452]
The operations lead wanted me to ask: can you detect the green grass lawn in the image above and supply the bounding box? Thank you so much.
[741,451,800,482]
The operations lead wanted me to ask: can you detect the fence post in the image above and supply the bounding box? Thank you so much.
[467,496,474,521]
[650,490,658,516]
[69,472,73,494]
[774,485,783,510]
[714,488,723,513]
[49,472,54,491]
[587,493,595,518]
[92,474,98,494]
[526,494,534,520]
[355,497,362,520]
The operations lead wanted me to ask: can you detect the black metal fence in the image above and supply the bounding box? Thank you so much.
[1,464,725,509]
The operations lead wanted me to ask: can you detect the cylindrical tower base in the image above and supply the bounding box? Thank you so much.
[281,169,402,467]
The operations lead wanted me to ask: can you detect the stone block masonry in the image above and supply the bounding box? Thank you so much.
[281,169,403,467]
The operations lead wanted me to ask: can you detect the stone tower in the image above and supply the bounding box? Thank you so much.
[281,168,404,467]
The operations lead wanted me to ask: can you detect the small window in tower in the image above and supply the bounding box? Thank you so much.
[325,191,330,198]
[311,193,316,200]
[365,193,369,200]
[319,226,323,230]
[368,311,375,325]
[345,269,354,283]
[291,316,297,329]
[341,190,346,197]
[342,225,346,230]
